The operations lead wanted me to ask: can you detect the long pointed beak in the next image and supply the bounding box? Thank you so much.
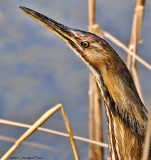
[19,6,77,45]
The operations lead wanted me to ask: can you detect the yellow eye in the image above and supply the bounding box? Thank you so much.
[81,41,90,48]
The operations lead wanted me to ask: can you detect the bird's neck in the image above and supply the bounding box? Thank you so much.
[104,102,143,160]
[94,73,147,160]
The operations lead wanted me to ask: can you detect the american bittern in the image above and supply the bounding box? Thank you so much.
[20,7,151,160]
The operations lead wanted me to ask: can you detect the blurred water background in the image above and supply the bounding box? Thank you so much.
[0,0,151,159]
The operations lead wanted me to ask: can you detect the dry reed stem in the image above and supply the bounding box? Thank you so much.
[102,31,151,70]
[60,106,80,160]
[89,74,103,160]
[1,104,80,160]
[88,0,103,160]
[126,0,146,102]
[0,119,108,148]
[88,0,95,26]
[0,135,55,151]
[141,102,151,160]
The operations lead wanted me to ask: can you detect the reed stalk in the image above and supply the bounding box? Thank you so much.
[1,104,80,160]
[126,0,146,102]
[88,0,104,160]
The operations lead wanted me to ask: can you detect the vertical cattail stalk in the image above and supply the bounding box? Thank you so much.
[126,0,146,102]
[88,0,103,159]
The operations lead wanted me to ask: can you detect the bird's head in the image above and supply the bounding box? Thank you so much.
[20,6,119,78]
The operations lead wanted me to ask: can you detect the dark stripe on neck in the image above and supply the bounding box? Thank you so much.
[99,76,144,138]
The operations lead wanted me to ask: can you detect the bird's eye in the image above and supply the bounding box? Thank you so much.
[81,41,90,48]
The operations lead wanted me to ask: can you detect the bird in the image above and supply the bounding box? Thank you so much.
[20,6,150,160]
